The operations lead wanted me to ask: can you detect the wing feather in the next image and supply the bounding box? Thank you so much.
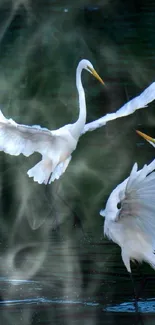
[125,162,138,192]
[0,110,57,157]
[82,82,155,134]
[118,163,155,243]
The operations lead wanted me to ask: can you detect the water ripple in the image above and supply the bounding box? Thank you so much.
[1,277,155,313]
[0,297,99,307]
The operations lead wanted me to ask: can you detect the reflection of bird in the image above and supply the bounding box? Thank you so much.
[100,159,155,272]
[83,82,155,134]
[100,159,155,315]
[0,59,104,184]
[136,130,155,148]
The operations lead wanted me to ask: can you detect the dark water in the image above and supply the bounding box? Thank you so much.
[1,1,155,324]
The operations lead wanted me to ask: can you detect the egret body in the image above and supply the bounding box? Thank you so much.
[100,159,155,273]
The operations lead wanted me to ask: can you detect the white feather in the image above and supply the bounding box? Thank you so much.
[0,59,102,185]
[0,112,77,184]
[27,159,53,185]
[125,162,138,192]
[82,82,155,134]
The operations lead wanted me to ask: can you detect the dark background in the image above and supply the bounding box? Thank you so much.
[0,0,155,324]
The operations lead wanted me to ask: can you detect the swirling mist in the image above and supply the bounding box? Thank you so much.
[0,1,154,325]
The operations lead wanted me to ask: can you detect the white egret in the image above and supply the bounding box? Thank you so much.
[0,59,104,184]
[136,130,155,148]
[100,158,155,272]
[1,60,155,186]
[100,159,155,318]
[82,81,155,134]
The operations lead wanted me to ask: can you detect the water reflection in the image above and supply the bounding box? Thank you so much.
[105,299,155,313]
[0,277,154,314]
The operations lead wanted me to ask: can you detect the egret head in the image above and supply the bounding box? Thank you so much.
[100,187,124,222]
[99,173,128,223]
[136,130,155,148]
[78,59,104,85]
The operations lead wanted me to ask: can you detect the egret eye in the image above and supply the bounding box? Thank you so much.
[117,202,121,209]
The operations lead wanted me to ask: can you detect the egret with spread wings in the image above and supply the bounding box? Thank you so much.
[1,61,155,185]
[100,159,155,273]
[0,59,104,184]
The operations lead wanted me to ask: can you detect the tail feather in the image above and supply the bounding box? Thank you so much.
[27,156,72,185]
[27,159,53,184]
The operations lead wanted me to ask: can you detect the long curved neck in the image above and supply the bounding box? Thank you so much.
[70,64,87,139]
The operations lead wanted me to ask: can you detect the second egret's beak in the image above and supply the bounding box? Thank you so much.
[136,130,155,143]
[88,66,105,85]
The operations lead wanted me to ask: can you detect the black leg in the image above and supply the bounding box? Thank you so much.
[44,182,61,231]
[45,179,86,236]
[130,272,139,313]
[129,272,144,325]
[135,262,147,300]
[47,171,52,184]
[56,191,86,236]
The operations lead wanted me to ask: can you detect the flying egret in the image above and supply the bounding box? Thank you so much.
[136,130,155,148]
[82,81,155,134]
[0,59,104,184]
[100,159,155,316]
[1,61,155,186]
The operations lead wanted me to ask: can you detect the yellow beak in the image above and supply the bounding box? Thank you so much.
[88,67,105,85]
[136,130,155,143]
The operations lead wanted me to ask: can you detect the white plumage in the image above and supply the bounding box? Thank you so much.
[0,115,76,184]
[1,61,155,185]
[100,159,155,273]
[0,59,104,184]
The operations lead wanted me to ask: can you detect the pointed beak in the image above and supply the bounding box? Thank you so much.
[89,67,105,85]
[136,130,155,143]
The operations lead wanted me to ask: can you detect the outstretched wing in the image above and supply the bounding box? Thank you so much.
[117,160,155,243]
[0,109,58,157]
[82,82,155,134]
